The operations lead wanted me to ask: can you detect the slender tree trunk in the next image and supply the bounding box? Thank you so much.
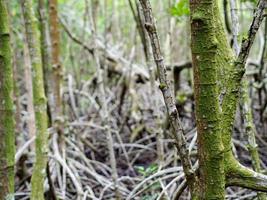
[48,1,66,191]
[49,0,65,154]
[38,0,54,124]
[0,1,15,199]
[21,0,49,199]
[6,0,22,136]
[49,0,62,119]
[242,78,267,200]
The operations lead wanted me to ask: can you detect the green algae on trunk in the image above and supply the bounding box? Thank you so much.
[0,1,15,199]
[190,0,228,199]
[21,0,49,199]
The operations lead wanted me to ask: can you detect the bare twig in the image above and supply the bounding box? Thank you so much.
[237,0,266,66]
[172,179,187,200]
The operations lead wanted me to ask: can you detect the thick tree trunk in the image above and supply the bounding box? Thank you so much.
[0,1,15,199]
[21,0,49,199]
[190,0,227,199]
[190,0,267,198]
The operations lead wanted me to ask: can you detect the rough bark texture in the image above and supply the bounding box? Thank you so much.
[190,0,267,198]
[21,0,49,199]
[190,0,228,199]
[0,1,15,199]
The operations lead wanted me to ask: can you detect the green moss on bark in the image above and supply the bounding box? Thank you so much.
[21,0,49,199]
[190,0,228,199]
[0,1,15,198]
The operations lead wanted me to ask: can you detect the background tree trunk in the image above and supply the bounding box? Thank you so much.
[38,0,53,124]
[0,1,15,199]
[49,0,62,119]
[21,0,49,199]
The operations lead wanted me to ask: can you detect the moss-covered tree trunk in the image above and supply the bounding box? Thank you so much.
[140,0,267,198]
[190,0,267,198]
[0,1,15,199]
[21,0,49,199]
[190,0,227,199]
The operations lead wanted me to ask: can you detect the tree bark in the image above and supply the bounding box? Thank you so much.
[49,0,62,119]
[190,0,267,198]
[0,1,15,199]
[190,0,227,198]
[38,0,54,125]
[21,0,49,199]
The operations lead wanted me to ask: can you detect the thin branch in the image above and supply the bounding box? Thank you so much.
[156,173,185,200]
[15,136,36,164]
[127,0,148,60]
[138,0,196,195]
[172,179,187,200]
[59,19,94,54]
[126,167,183,200]
[236,0,266,66]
